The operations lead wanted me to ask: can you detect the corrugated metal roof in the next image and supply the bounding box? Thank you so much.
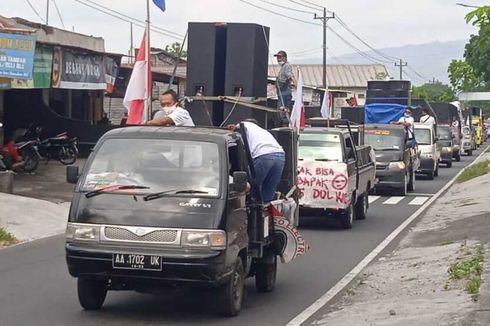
[268,64,389,88]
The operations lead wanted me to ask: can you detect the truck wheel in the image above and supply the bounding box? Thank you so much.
[467,149,473,156]
[434,163,439,177]
[216,258,245,317]
[255,249,277,293]
[340,202,355,229]
[456,154,461,162]
[447,161,453,168]
[77,278,108,310]
[397,175,408,196]
[407,169,415,192]
[355,193,368,220]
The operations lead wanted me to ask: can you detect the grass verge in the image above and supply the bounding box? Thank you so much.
[456,160,490,183]
[447,243,485,301]
[0,227,17,247]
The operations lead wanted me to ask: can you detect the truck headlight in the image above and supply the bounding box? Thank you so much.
[66,223,100,242]
[443,147,452,153]
[388,162,405,170]
[181,230,226,249]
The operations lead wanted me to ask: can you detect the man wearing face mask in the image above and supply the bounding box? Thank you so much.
[393,106,416,147]
[147,90,195,127]
[274,50,295,110]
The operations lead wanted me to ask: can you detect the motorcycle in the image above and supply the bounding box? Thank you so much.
[15,139,42,173]
[37,131,79,165]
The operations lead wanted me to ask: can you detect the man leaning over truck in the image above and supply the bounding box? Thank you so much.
[228,120,285,203]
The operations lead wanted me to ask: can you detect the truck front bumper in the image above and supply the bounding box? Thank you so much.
[66,242,230,287]
[440,152,453,164]
[417,158,435,175]
[374,169,405,190]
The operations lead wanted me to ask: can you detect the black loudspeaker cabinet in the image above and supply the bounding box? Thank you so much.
[341,106,365,124]
[270,128,298,196]
[365,97,410,106]
[367,89,410,99]
[186,22,227,126]
[368,80,411,91]
[223,23,270,126]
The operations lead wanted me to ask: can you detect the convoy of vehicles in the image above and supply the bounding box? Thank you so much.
[365,124,419,195]
[414,123,440,179]
[297,120,376,229]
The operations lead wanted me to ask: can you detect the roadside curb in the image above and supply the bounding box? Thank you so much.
[286,144,490,326]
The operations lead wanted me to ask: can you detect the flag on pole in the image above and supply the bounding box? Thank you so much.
[152,0,166,12]
[290,69,305,130]
[123,30,152,125]
[320,90,331,118]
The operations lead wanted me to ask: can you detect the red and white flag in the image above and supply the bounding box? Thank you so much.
[320,90,331,118]
[290,69,305,130]
[124,29,152,125]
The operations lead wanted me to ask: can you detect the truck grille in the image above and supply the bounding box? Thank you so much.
[376,164,387,170]
[104,227,178,243]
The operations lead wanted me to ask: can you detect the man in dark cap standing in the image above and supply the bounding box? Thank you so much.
[274,50,295,110]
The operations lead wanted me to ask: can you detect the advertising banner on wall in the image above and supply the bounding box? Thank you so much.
[11,45,53,89]
[52,47,106,90]
[0,32,36,79]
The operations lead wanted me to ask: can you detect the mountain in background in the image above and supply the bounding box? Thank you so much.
[295,40,467,86]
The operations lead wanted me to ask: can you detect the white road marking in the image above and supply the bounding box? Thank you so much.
[285,145,490,326]
[409,197,429,206]
[382,196,404,205]
[405,193,435,197]
[368,196,380,204]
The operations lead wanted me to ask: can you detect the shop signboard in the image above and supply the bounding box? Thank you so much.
[11,45,53,89]
[0,32,36,79]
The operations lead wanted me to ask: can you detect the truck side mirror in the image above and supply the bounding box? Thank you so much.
[66,165,79,184]
[232,171,248,193]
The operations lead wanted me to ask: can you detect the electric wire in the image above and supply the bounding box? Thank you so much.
[240,0,321,26]
[52,0,66,29]
[286,0,322,11]
[300,0,325,9]
[25,0,45,23]
[258,0,317,14]
[73,0,182,39]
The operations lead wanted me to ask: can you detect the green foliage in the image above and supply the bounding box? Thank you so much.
[464,7,490,87]
[164,42,187,59]
[412,82,456,102]
[448,243,484,301]
[456,160,490,183]
[447,60,485,93]
[0,227,17,247]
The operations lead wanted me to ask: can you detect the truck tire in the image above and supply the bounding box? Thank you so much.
[216,258,245,317]
[447,161,453,168]
[355,193,368,220]
[255,248,277,293]
[434,163,439,177]
[77,278,108,310]
[340,202,355,229]
[407,169,416,192]
[467,149,473,156]
[455,154,461,162]
[397,174,408,196]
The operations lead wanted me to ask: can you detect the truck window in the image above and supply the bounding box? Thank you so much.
[365,129,403,151]
[82,139,221,197]
[298,133,343,162]
[414,129,431,145]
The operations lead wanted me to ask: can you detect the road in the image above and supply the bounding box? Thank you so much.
[0,145,486,326]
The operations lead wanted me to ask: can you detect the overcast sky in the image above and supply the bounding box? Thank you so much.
[3,0,486,62]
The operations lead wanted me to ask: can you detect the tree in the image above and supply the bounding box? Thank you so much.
[464,7,490,86]
[164,42,187,60]
[447,59,484,93]
[412,82,456,102]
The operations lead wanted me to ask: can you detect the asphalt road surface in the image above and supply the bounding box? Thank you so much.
[0,145,487,326]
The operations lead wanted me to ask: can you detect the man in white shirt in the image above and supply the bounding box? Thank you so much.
[419,108,436,126]
[393,106,415,145]
[228,119,285,202]
[147,90,195,127]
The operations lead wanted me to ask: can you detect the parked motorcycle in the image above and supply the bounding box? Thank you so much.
[16,139,41,172]
[38,132,79,165]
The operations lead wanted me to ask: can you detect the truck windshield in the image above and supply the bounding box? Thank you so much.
[365,130,403,150]
[298,133,343,161]
[414,129,431,145]
[437,127,452,140]
[82,138,221,197]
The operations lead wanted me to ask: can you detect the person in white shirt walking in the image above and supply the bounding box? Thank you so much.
[419,108,436,126]
[228,119,285,202]
[147,90,195,127]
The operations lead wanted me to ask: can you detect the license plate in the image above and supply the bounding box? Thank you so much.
[112,253,162,271]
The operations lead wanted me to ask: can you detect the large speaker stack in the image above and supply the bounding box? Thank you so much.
[365,80,411,106]
[186,22,271,127]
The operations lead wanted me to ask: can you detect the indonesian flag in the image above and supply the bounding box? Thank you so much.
[320,90,331,118]
[290,69,305,130]
[124,29,152,125]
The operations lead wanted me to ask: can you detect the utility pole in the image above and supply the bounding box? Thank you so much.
[45,0,50,25]
[314,9,335,89]
[394,59,407,80]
